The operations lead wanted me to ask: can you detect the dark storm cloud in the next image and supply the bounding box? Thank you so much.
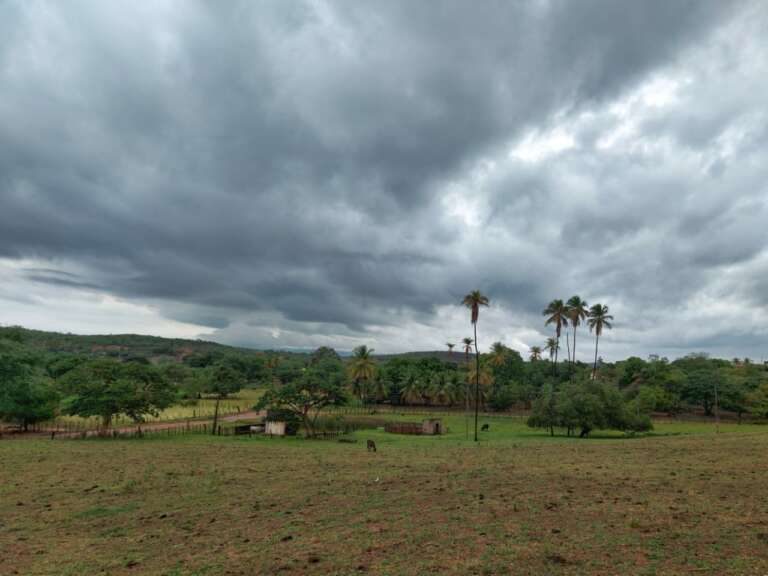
[1,0,766,356]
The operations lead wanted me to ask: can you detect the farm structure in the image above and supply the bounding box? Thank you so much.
[385,419,443,435]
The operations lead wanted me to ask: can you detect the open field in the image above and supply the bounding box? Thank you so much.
[2,416,768,575]
[28,389,265,433]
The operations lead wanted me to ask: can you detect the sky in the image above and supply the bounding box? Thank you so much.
[1,1,767,360]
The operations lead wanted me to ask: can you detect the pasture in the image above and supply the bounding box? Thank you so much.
[2,415,767,575]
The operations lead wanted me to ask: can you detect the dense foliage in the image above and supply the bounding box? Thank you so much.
[1,324,767,436]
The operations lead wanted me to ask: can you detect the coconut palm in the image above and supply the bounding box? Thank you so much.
[529,346,543,361]
[545,337,559,363]
[400,372,422,405]
[588,303,613,377]
[446,372,464,407]
[462,290,489,441]
[348,345,376,404]
[461,337,474,436]
[467,364,494,410]
[462,337,474,361]
[489,341,508,367]
[543,299,569,375]
[371,376,389,403]
[565,295,588,377]
[446,342,455,357]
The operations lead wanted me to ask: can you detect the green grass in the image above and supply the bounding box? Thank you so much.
[2,417,768,575]
[45,389,264,430]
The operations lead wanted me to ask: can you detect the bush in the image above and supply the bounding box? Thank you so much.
[487,386,515,411]
[528,381,654,437]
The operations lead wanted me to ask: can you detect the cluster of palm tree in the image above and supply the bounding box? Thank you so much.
[399,371,467,406]
[543,296,613,378]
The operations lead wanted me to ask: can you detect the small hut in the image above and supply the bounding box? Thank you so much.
[385,419,443,436]
[421,419,443,435]
[265,420,287,436]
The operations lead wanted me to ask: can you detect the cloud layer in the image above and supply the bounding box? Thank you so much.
[1,1,767,359]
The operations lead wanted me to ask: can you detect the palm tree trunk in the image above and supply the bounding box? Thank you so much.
[464,350,470,440]
[474,322,480,442]
[553,334,559,376]
[573,327,577,371]
[593,333,600,378]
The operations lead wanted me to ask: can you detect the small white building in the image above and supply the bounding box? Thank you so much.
[265,421,287,436]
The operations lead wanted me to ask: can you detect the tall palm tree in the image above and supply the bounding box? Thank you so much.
[545,337,559,368]
[348,345,376,404]
[462,290,489,442]
[446,342,455,357]
[462,336,474,439]
[588,303,613,377]
[543,299,568,376]
[565,295,588,377]
[462,337,474,361]
[529,346,542,361]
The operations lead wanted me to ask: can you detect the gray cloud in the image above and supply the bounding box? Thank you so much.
[1,0,767,358]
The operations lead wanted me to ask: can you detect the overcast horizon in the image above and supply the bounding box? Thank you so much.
[2,1,768,361]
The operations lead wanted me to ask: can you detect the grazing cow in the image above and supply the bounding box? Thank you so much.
[481,424,490,432]
[367,439,377,452]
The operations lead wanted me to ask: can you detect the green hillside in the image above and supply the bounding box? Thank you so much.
[0,325,256,364]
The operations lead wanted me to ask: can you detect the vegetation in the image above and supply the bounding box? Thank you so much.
[0,340,58,430]
[59,359,176,432]
[255,347,348,437]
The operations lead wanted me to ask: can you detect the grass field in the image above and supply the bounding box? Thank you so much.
[41,389,264,431]
[2,415,767,575]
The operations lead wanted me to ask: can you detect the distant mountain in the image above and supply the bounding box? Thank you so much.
[0,325,466,364]
[0,325,257,363]
[373,350,468,364]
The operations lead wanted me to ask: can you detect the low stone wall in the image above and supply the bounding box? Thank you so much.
[384,422,424,435]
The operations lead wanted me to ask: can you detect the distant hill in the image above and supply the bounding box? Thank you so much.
[373,350,468,364]
[0,325,468,365]
[0,325,259,363]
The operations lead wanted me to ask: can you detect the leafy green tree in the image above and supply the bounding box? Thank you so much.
[462,290,489,441]
[60,359,175,432]
[160,363,200,400]
[0,341,58,430]
[528,384,558,436]
[202,363,246,434]
[617,357,647,388]
[528,381,651,437]
[683,366,723,416]
[529,346,542,362]
[255,349,347,437]
[747,382,768,419]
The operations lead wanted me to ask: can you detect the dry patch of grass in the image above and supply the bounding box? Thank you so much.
[1,423,767,575]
